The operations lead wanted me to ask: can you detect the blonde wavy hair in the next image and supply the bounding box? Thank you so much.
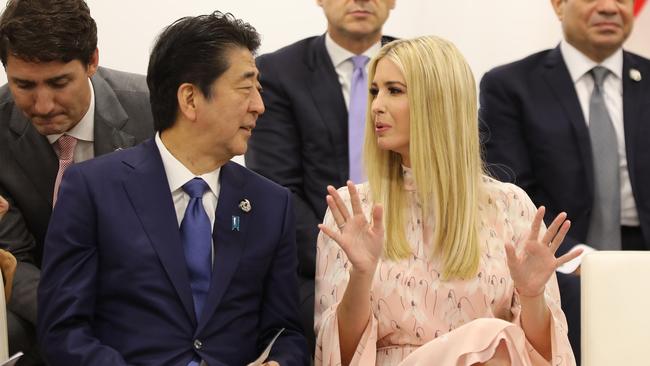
[364,35,485,280]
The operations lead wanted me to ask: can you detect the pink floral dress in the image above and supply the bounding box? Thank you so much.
[314,169,575,366]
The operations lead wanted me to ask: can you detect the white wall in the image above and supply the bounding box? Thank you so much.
[0,0,562,85]
[2,1,648,83]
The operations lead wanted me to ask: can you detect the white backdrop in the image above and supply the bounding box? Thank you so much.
[1,1,648,85]
[2,0,647,164]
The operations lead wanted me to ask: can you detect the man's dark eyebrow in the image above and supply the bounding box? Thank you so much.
[10,73,73,85]
[239,71,258,81]
[45,73,73,84]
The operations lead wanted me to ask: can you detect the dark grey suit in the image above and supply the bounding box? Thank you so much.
[0,66,154,360]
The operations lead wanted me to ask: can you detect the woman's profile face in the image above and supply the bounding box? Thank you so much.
[370,58,410,162]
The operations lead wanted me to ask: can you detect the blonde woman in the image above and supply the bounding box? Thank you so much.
[314,36,580,366]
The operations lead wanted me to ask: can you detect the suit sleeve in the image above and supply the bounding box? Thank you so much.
[246,55,321,277]
[37,166,128,366]
[479,70,580,252]
[260,190,309,365]
[0,184,40,325]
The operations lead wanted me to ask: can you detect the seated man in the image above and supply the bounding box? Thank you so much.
[37,11,309,366]
[0,0,154,362]
[479,0,649,363]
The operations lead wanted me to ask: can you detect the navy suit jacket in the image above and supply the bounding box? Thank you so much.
[37,139,308,365]
[480,46,650,254]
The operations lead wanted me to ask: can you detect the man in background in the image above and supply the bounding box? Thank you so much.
[0,0,153,363]
[479,0,650,362]
[246,0,396,350]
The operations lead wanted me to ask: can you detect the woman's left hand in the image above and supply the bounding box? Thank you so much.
[505,206,582,297]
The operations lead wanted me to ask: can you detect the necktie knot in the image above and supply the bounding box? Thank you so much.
[350,55,369,71]
[182,178,209,199]
[591,66,610,89]
[55,134,77,160]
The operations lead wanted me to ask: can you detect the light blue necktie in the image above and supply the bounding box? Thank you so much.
[348,55,370,183]
[180,178,212,319]
[586,66,621,250]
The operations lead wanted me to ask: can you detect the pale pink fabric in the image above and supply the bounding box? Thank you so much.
[52,134,77,207]
[314,169,575,366]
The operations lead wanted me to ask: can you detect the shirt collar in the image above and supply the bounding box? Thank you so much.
[155,132,220,197]
[560,40,623,83]
[325,32,381,68]
[47,78,95,144]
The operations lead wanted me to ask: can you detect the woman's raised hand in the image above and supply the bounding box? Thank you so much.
[318,181,384,275]
[505,206,582,297]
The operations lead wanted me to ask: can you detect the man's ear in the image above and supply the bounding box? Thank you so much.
[177,83,198,122]
[87,48,99,77]
[550,0,565,20]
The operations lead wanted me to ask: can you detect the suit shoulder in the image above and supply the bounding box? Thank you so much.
[484,49,553,81]
[94,67,149,95]
[229,162,289,196]
[71,143,144,177]
[625,50,650,70]
[258,36,321,63]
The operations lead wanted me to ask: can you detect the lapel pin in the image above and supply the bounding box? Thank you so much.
[231,215,240,231]
[238,199,251,213]
[629,68,642,82]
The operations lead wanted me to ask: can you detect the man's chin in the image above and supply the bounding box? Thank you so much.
[32,124,69,136]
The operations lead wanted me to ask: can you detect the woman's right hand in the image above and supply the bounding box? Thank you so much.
[318,181,384,275]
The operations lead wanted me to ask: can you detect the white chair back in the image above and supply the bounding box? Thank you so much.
[581,251,650,366]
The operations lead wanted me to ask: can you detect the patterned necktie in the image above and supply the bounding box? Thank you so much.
[52,134,77,207]
[348,55,370,183]
[586,66,621,250]
[180,178,212,320]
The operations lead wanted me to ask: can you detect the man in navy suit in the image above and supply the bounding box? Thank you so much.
[37,11,309,366]
[479,0,650,363]
[246,0,396,350]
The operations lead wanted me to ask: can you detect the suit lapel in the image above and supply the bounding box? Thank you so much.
[122,139,196,324]
[542,47,595,195]
[91,69,137,156]
[197,162,250,330]
[8,108,58,206]
[307,35,349,183]
[622,52,643,186]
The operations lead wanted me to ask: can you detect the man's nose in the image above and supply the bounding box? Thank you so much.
[32,88,55,116]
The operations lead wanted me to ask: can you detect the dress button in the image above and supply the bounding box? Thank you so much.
[193,339,203,350]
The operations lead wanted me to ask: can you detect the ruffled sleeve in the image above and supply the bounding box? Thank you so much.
[314,185,379,366]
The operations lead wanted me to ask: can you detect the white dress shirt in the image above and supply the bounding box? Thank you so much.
[47,78,96,162]
[155,133,220,262]
[561,41,638,226]
[325,33,382,108]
